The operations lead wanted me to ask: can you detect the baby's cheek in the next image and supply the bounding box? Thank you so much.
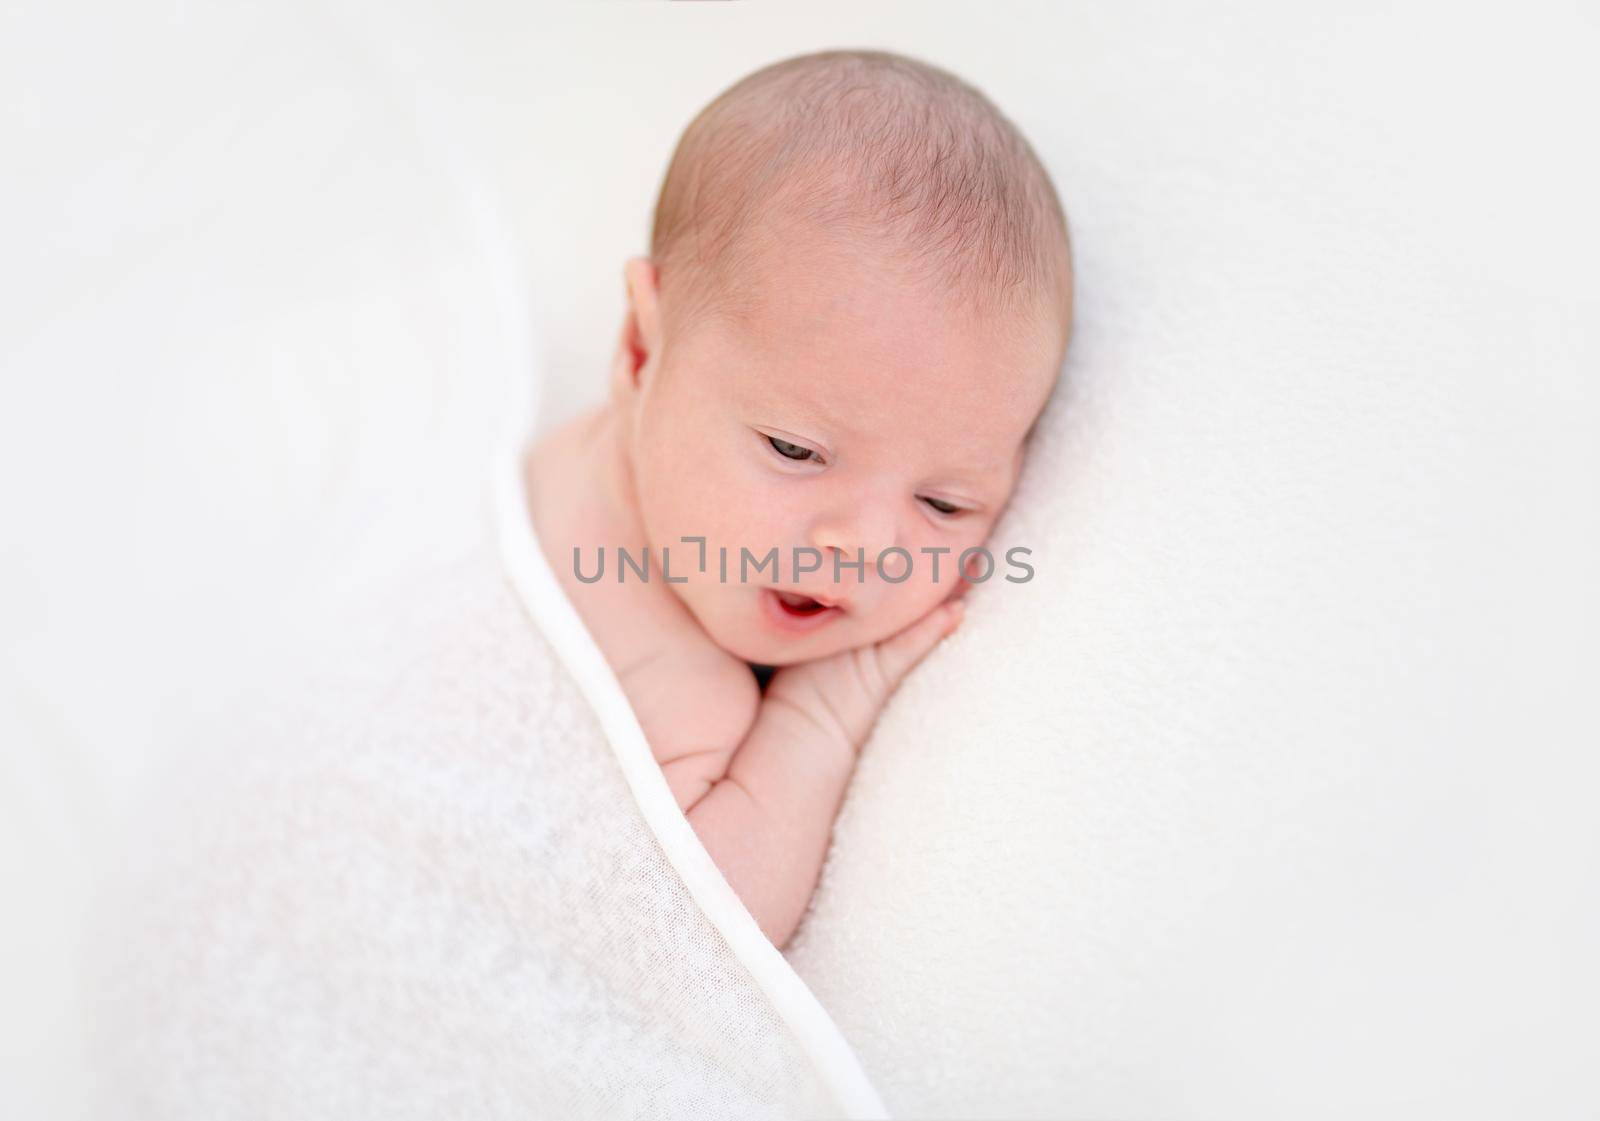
[912,522,988,587]
[717,471,798,551]
[676,472,794,586]
[652,452,746,540]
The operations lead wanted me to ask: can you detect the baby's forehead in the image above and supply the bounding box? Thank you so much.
[737,230,1057,361]
[687,242,1061,444]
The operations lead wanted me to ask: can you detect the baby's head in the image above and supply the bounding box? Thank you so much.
[611,49,1073,666]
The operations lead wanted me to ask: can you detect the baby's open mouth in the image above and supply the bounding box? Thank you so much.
[773,590,828,616]
[761,587,843,634]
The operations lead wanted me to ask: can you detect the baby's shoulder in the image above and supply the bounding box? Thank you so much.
[618,633,760,766]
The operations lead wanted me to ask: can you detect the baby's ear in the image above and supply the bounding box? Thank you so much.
[612,257,663,396]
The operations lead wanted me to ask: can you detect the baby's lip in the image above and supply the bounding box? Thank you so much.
[773,586,846,611]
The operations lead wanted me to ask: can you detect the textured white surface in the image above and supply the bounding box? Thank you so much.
[4,1,1598,1119]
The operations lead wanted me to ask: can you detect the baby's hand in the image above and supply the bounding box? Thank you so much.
[688,594,967,946]
[760,597,967,760]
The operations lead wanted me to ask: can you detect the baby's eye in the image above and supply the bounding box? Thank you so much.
[920,496,963,516]
[767,435,816,462]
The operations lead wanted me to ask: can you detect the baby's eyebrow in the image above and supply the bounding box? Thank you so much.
[915,451,1012,491]
[934,470,1006,497]
[779,394,851,438]
[754,392,1015,488]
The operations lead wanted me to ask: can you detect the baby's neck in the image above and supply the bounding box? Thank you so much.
[593,404,648,545]
[524,404,587,560]
[543,401,649,555]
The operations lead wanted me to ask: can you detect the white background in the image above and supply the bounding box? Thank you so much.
[3,2,1597,1117]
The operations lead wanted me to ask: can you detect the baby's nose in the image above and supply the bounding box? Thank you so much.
[810,510,897,571]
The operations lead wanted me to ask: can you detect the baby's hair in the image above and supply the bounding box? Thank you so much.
[649,48,1072,332]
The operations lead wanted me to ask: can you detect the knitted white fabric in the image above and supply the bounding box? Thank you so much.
[89,506,879,1119]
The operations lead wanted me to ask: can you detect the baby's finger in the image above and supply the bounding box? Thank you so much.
[871,599,964,690]
[946,572,974,603]
[944,548,986,603]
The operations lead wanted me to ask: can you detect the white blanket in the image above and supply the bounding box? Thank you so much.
[89,459,882,1117]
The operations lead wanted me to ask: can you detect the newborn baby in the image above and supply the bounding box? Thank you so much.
[526,49,1072,949]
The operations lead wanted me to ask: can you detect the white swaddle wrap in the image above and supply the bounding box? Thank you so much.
[90,466,881,1118]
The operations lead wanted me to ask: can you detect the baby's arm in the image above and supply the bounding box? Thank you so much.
[681,600,964,949]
